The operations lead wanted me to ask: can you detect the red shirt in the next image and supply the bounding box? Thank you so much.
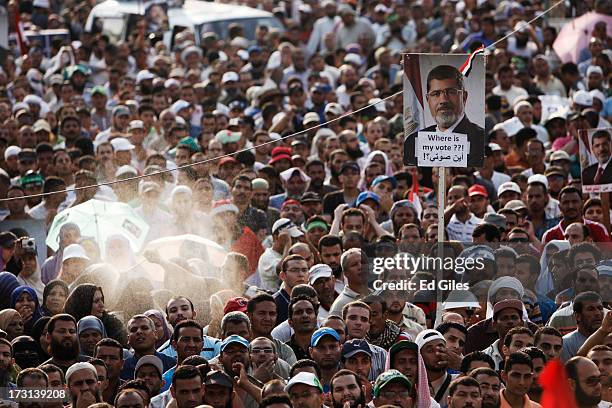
[231,227,264,276]
[542,218,610,243]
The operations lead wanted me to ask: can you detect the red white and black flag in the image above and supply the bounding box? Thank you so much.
[459,45,485,77]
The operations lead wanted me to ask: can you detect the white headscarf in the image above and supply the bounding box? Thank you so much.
[16,255,44,304]
[358,150,393,190]
[535,240,570,297]
[486,276,526,320]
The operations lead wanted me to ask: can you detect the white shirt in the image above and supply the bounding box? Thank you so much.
[483,339,505,370]
[306,16,340,56]
[257,247,283,292]
[492,85,528,107]
[447,213,483,242]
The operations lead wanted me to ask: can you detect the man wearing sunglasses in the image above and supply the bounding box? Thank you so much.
[566,356,605,408]
[404,64,485,167]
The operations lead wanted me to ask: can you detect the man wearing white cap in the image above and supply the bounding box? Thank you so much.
[110,137,136,167]
[66,362,103,407]
[60,244,90,285]
[415,329,458,406]
[286,371,325,408]
[257,218,304,292]
[309,264,337,319]
[4,146,21,177]
[270,167,311,209]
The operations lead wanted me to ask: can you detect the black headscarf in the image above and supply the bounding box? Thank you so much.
[63,284,100,322]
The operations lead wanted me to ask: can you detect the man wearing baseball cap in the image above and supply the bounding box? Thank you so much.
[257,218,304,292]
[482,299,525,370]
[342,338,373,380]
[372,369,413,408]
[203,370,233,408]
[285,371,325,408]
[415,329,458,405]
[497,181,522,209]
[309,327,341,393]
[309,264,337,319]
[468,184,491,219]
[135,355,165,397]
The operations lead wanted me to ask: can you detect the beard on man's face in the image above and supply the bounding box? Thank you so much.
[434,102,460,129]
[332,391,366,408]
[50,337,79,360]
[346,146,364,160]
[575,383,601,407]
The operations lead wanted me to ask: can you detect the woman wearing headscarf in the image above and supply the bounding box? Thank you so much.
[41,223,81,284]
[31,316,51,360]
[10,286,44,335]
[77,316,107,357]
[0,309,24,340]
[0,272,20,309]
[358,150,393,190]
[144,310,173,349]
[17,246,45,303]
[63,284,128,347]
[41,280,69,316]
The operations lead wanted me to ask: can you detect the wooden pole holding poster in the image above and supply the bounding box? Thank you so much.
[602,192,611,233]
[437,168,445,243]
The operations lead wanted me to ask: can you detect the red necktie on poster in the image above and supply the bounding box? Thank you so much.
[595,167,604,184]
[539,359,577,408]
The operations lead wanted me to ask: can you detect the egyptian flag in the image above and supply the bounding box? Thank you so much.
[14,7,28,55]
[539,359,577,408]
[459,45,485,77]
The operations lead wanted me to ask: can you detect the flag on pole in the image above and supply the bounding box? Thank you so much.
[539,359,577,408]
[408,171,423,219]
[459,45,485,77]
[14,7,28,55]
[402,55,426,137]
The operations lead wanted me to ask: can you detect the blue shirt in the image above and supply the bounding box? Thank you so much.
[156,336,221,361]
[120,351,176,381]
[161,367,175,392]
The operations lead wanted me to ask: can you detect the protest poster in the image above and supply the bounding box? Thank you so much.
[579,128,612,193]
[403,53,486,167]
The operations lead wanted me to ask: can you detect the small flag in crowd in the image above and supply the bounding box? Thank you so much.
[459,45,485,77]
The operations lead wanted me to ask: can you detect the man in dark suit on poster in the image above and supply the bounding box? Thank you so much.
[582,129,612,185]
[404,64,485,167]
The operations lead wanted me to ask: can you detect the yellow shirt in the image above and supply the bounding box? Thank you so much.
[500,390,542,408]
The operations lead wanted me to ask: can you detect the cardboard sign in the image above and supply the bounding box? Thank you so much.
[416,132,469,167]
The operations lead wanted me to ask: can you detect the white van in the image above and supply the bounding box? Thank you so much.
[85,0,283,45]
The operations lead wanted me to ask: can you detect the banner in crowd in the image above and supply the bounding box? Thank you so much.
[579,128,612,193]
[402,53,486,168]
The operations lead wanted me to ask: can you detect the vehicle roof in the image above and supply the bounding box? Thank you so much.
[89,0,276,22]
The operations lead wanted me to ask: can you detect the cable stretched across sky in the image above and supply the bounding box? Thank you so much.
[0,0,565,203]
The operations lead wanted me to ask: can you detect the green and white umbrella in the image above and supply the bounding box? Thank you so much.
[46,199,149,254]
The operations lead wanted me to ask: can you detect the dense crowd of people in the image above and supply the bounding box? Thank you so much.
[0,0,611,407]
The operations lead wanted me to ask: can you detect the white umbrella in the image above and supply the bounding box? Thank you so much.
[46,199,150,254]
